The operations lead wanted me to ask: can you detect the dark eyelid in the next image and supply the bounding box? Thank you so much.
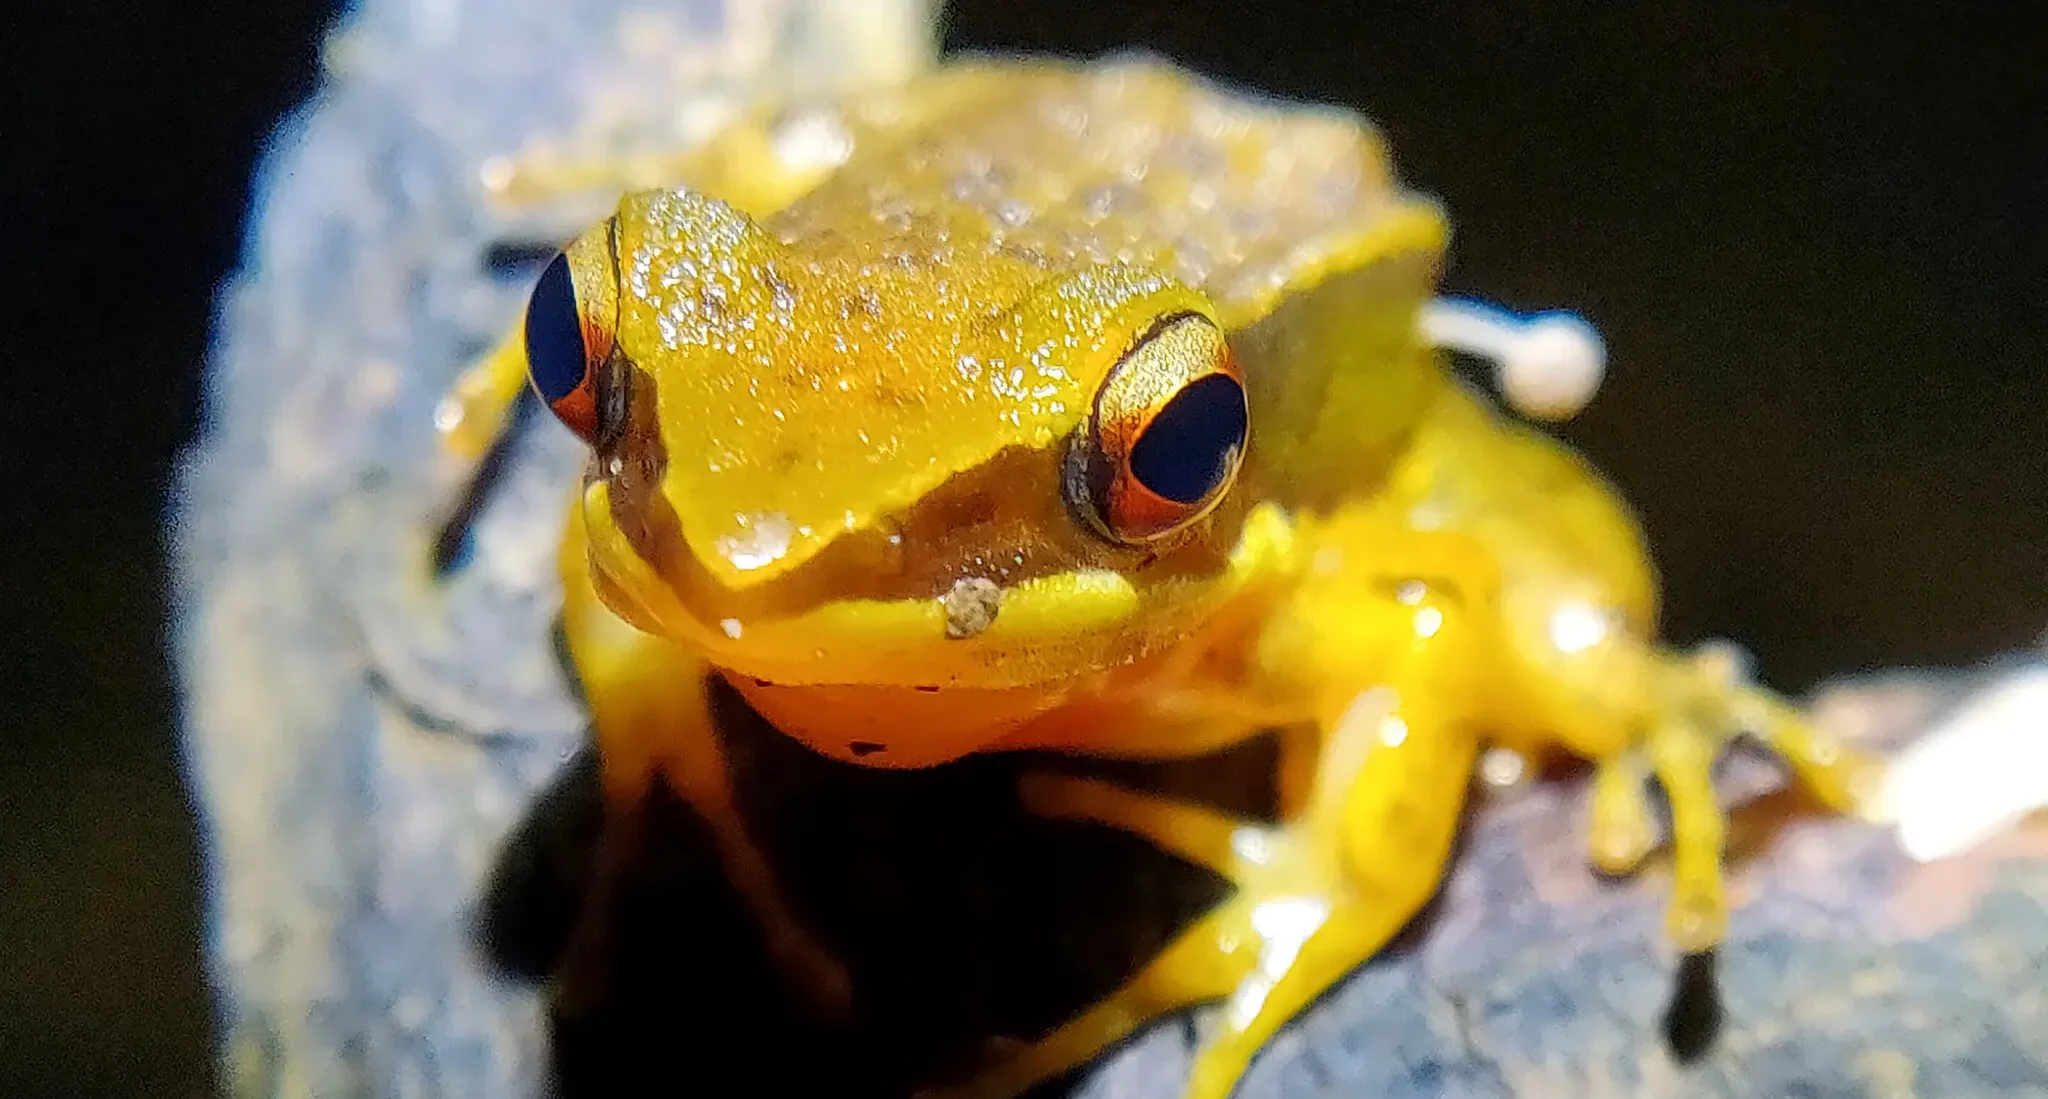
[592,216,629,448]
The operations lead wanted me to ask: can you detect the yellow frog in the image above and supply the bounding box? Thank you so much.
[436,56,1879,1099]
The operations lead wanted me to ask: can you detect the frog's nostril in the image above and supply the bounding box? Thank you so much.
[932,488,1001,531]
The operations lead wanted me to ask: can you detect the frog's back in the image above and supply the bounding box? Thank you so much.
[764,56,1418,327]
[652,55,1454,521]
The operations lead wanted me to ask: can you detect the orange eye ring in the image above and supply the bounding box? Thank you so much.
[1065,312,1248,545]
[524,222,621,444]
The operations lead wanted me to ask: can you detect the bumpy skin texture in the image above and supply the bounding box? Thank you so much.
[172,1,2048,1097]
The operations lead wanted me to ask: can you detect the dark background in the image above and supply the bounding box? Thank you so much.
[1,1,2040,1096]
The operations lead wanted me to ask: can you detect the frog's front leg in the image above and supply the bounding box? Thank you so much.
[948,551,1491,1099]
[1172,571,1488,1099]
[553,506,852,1017]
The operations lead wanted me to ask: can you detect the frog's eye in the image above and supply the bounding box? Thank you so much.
[524,243,619,444]
[1067,313,1249,544]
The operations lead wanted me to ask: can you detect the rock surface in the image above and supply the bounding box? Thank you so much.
[171,1,2048,1096]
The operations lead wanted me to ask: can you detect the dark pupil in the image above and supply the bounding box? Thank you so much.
[524,251,588,404]
[1127,374,1248,504]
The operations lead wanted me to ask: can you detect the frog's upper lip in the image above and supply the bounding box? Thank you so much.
[586,476,1271,691]
[583,472,1154,688]
[688,566,1149,690]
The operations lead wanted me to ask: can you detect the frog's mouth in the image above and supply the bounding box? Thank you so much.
[584,443,1257,692]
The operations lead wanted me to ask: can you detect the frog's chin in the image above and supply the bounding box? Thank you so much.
[708,564,1253,767]
[684,566,1192,693]
[729,676,1076,769]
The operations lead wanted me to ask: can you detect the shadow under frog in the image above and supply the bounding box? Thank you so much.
[481,636,1243,1097]
[473,634,1723,1097]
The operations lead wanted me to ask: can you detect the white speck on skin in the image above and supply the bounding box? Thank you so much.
[716,512,794,571]
[720,618,744,640]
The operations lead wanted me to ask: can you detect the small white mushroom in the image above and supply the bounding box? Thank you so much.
[1420,297,1607,421]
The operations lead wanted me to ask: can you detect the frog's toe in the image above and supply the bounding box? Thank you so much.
[1616,645,1883,955]
[1731,685,1887,818]
[930,900,1256,1099]
[476,146,656,211]
[1581,739,1729,952]
[1017,770,1259,883]
[1645,712,1731,952]
[1675,641,1883,815]
[1587,752,1657,876]
[434,332,530,462]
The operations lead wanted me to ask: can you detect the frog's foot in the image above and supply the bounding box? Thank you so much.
[549,796,670,1019]
[915,777,1258,1099]
[1585,644,1887,952]
[434,332,531,464]
[548,763,855,1024]
[428,159,676,552]
[947,701,1476,1099]
[638,752,856,1018]
[561,580,855,1019]
[424,329,539,579]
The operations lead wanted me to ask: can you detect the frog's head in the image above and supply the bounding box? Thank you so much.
[523,188,1282,751]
